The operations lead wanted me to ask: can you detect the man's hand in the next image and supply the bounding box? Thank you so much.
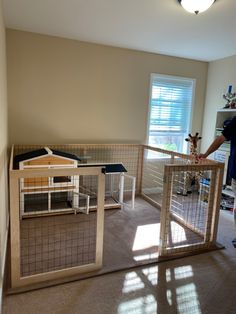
[196,153,207,161]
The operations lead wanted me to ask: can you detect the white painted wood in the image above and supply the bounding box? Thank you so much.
[12,263,103,288]
[119,173,124,204]
[17,151,80,216]
[9,176,21,287]
[45,147,53,154]
[9,164,106,288]
[95,171,105,266]
[123,173,136,209]
[210,166,224,242]
[159,165,172,257]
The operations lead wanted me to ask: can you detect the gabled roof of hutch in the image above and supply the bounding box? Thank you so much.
[14,147,80,166]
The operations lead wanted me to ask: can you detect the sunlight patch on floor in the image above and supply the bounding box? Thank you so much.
[166,268,172,282]
[122,271,145,293]
[176,283,201,314]
[142,266,158,285]
[174,265,193,280]
[119,264,201,313]
[118,294,157,314]
[133,252,158,262]
[132,223,160,251]
[166,289,173,306]
[170,221,187,244]
[166,265,193,283]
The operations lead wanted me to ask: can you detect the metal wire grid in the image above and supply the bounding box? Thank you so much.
[19,175,93,215]
[13,144,141,196]
[12,144,140,279]
[141,149,173,207]
[142,147,223,256]
[10,144,223,280]
[166,169,212,250]
[20,213,96,277]
[141,150,204,252]
[19,175,97,277]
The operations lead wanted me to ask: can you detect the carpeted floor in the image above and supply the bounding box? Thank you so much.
[3,208,236,314]
[19,197,204,280]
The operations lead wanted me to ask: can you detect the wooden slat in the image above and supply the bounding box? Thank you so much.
[21,185,76,193]
[12,263,102,288]
[10,166,103,179]
[10,176,21,287]
[159,165,172,257]
[23,177,49,187]
[210,166,224,242]
[9,145,14,171]
[24,155,74,165]
[95,171,105,266]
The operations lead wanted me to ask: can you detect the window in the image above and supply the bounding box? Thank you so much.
[147,74,195,154]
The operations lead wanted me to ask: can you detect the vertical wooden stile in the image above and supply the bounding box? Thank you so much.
[9,174,21,287]
[210,165,224,242]
[95,170,105,266]
[159,165,172,256]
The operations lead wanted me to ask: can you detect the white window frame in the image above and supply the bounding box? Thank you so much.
[146,73,195,156]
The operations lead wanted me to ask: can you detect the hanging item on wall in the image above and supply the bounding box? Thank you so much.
[223,85,236,109]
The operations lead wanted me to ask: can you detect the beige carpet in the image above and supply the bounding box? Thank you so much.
[3,196,217,297]
[18,197,204,280]
[3,209,236,314]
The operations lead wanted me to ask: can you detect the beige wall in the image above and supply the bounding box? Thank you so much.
[201,55,236,153]
[7,29,208,145]
[0,0,8,293]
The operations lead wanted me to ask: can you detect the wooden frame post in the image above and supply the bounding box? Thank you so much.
[210,165,224,242]
[95,170,105,267]
[159,165,173,256]
[9,176,21,287]
[9,166,106,289]
[204,169,217,243]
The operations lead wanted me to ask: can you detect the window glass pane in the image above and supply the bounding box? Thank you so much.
[148,74,195,154]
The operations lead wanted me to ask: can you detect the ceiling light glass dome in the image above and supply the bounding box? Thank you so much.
[179,0,215,14]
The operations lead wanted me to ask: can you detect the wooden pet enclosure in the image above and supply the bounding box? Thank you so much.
[9,144,224,290]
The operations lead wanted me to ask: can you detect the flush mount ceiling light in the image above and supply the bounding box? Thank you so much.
[178,0,216,15]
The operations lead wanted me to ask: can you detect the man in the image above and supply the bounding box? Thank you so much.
[199,116,236,246]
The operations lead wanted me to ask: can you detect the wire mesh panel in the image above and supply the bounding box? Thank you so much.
[141,146,224,257]
[20,212,97,277]
[9,144,224,289]
[141,148,174,207]
[159,162,224,257]
[171,169,211,234]
[13,144,141,204]
[10,165,105,289]
[165,169,212,251]
[19,173,99,276]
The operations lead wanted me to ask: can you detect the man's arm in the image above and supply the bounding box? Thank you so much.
[198,135,226,159]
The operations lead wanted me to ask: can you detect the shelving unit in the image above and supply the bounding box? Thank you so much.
[215,108,236,123]
[222,187,234,198]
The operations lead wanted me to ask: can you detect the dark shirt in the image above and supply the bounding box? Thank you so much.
[222,116,236,180]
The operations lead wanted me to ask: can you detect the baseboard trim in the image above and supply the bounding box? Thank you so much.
[0,218,9,314]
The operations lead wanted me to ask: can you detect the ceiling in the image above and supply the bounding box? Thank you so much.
[3,0,236,62]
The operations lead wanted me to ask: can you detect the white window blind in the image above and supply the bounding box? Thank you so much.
[148,74,195,154]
